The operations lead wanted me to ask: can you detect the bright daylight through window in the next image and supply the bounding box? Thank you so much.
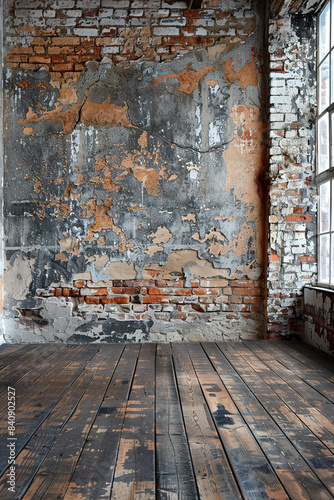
[318,0,334,285]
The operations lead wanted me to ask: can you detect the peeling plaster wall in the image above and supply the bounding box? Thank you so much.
[267,14,317,339]
[3,0,268,343]
[304,286,334,355]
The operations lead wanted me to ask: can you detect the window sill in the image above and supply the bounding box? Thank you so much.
[304,284,334,294]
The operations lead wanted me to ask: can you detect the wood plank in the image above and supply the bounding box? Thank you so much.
[110,343,156,500]
[172,342,242,500]
[0,345,57,395]
[155,343,198,500]
[239,342,334,450]
[272,342,334,383]
[247,341,334,423]
[64,343,140,499]
[0,344,25,361]
[22,344,124,500]
[0,345,101,476]
[217,342,334,498]
[0,344,35,371]
[187,343,289,500]
[0,345,79,429]
[288,341,334,374]
[203,342,333,500]
[254,341,334,403]
[0,348,110,499]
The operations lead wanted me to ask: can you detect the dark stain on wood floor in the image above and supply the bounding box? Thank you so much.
[0,341,333,499]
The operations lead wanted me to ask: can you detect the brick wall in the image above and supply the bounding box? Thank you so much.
[6,0,256,85]
[4,0,268,342]
[267,14,317,339]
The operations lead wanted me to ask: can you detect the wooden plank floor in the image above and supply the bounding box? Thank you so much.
[0,341,333,499]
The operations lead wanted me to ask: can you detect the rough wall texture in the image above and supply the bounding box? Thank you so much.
[3,0,269,342]
[304,286,334,355]
[267,13,317,339]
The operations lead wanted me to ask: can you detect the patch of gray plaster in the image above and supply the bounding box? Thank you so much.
[4,253,35,300]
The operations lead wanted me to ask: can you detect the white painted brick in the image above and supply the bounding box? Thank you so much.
[285,130,297,138]
[129,9,144,16]
[15,9,31,17]
[271,123,286,130]
[54,0,75,7]
[130,18,150,25]
[102,46,120,54]
[114,9,128,17]
[73,28,99,37]
[270,113,284,122]
[79,18,99,27]
[270,78,286,88]
[285,113,298,122]
[44,10,56,18]
[101,18,126,25]
[195,28,208,36]
[66,9,82,17]
[270,95,291,104]
[160,17,186,26]
[47,18,77,27]
[77,0,100,7]
[153,27,180,35]
[161,0,187,7]
[99,9,114,17]
[216,19,227,26]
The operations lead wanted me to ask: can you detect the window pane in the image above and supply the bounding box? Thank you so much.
[331,233,334,284]
[320,181,331,232]
[331,113,334,166]
[319,55,330,113]
[320,2,330,60]
[332,51,334,103]
[319,233,330,283]
[332,181,334,231]
[318,113,329,173]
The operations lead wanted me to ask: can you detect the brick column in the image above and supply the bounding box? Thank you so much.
[267,14,318,338]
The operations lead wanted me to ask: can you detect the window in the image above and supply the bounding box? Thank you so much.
[317,1,334,285]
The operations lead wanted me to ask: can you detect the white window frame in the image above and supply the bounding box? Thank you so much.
[317,0,334,286]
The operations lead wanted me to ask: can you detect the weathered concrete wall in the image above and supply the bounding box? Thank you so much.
[304,286,334,355]
[3,0,268,342]
[267,13,317,339]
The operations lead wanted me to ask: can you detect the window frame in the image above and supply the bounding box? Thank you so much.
[316,0,334,287]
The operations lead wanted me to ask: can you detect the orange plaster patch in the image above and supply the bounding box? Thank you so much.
[138,131,148,149]
[192,227,225,244]
[222,53,257,92]
[149,225,172,244]
[19,102,81,135]
[34,179,42,194]
[223,105,267,265]
[23,127,33,135]
[133,166,163,197]
[206,80,219,87]
[84,196,127,251]
[152,65,215,95]
[49,197,71,218]
[58,88,78,105]
[209,222,254,257]
[81,97,131,128]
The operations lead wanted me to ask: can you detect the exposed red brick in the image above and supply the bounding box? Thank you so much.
[284,214,312,222]
[297,256,316,262]
[85,297,100,304]
[143,296,170,304]
[193,288,219,296]
[102,296,129,304]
